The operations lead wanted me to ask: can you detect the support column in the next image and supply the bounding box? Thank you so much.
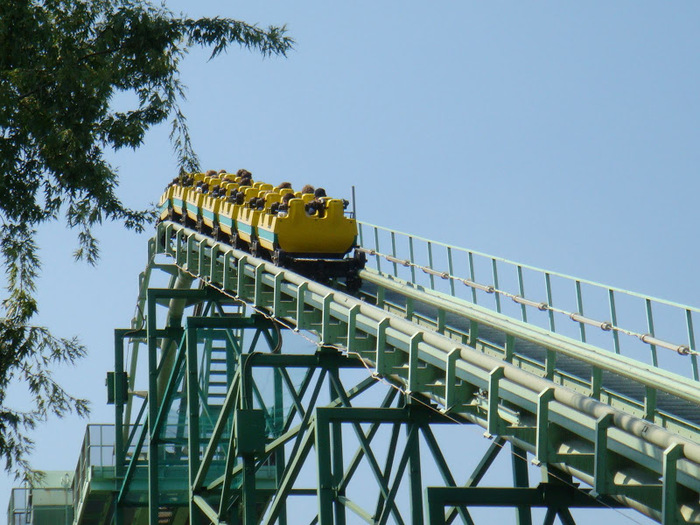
[186,322,201,525]
[329,367,346,525]
[316,409,334,524]
[407,421,423,525]
[512,444,532,525]
[147,290,160,525]
[113,331,127,525]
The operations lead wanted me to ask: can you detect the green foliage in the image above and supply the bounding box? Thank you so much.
[0,0,293,477]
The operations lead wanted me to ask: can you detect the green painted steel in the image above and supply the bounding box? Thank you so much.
[426,484,624,525]
[358,221,700,381]
[55,220,700,524]
[8,479,74,525]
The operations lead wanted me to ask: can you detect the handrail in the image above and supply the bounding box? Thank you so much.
[358,221,700,381]
[358,221,698,310]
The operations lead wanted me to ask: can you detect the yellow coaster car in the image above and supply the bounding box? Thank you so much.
[258,198,356,257]
[158,186,176,222]
[158,173,365,290]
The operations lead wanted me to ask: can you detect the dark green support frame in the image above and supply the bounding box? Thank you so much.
[426,483,624,525]
[112,285,282,525]
[86,224,700,525]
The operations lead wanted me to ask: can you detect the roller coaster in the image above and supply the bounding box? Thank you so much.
[157,170,365,289]
[8,173,700,525]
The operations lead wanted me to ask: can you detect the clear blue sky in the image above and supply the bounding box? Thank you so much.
[4,3,699,523]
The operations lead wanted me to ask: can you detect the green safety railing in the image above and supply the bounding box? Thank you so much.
[72,421,193,516]
[358,221,699,381]
[7,488,30,525]
[73,425,117,513]
[8,487,73,525]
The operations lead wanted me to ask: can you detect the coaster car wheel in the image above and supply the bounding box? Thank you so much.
[250,240,260,258]
[230,232,242,250]
[272,249,287,267]
[354,248,367,268]
[345,274,362,294]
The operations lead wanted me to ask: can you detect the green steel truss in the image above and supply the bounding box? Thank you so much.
[86,221,700,525]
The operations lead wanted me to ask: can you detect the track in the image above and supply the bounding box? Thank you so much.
[68,220,700,525]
